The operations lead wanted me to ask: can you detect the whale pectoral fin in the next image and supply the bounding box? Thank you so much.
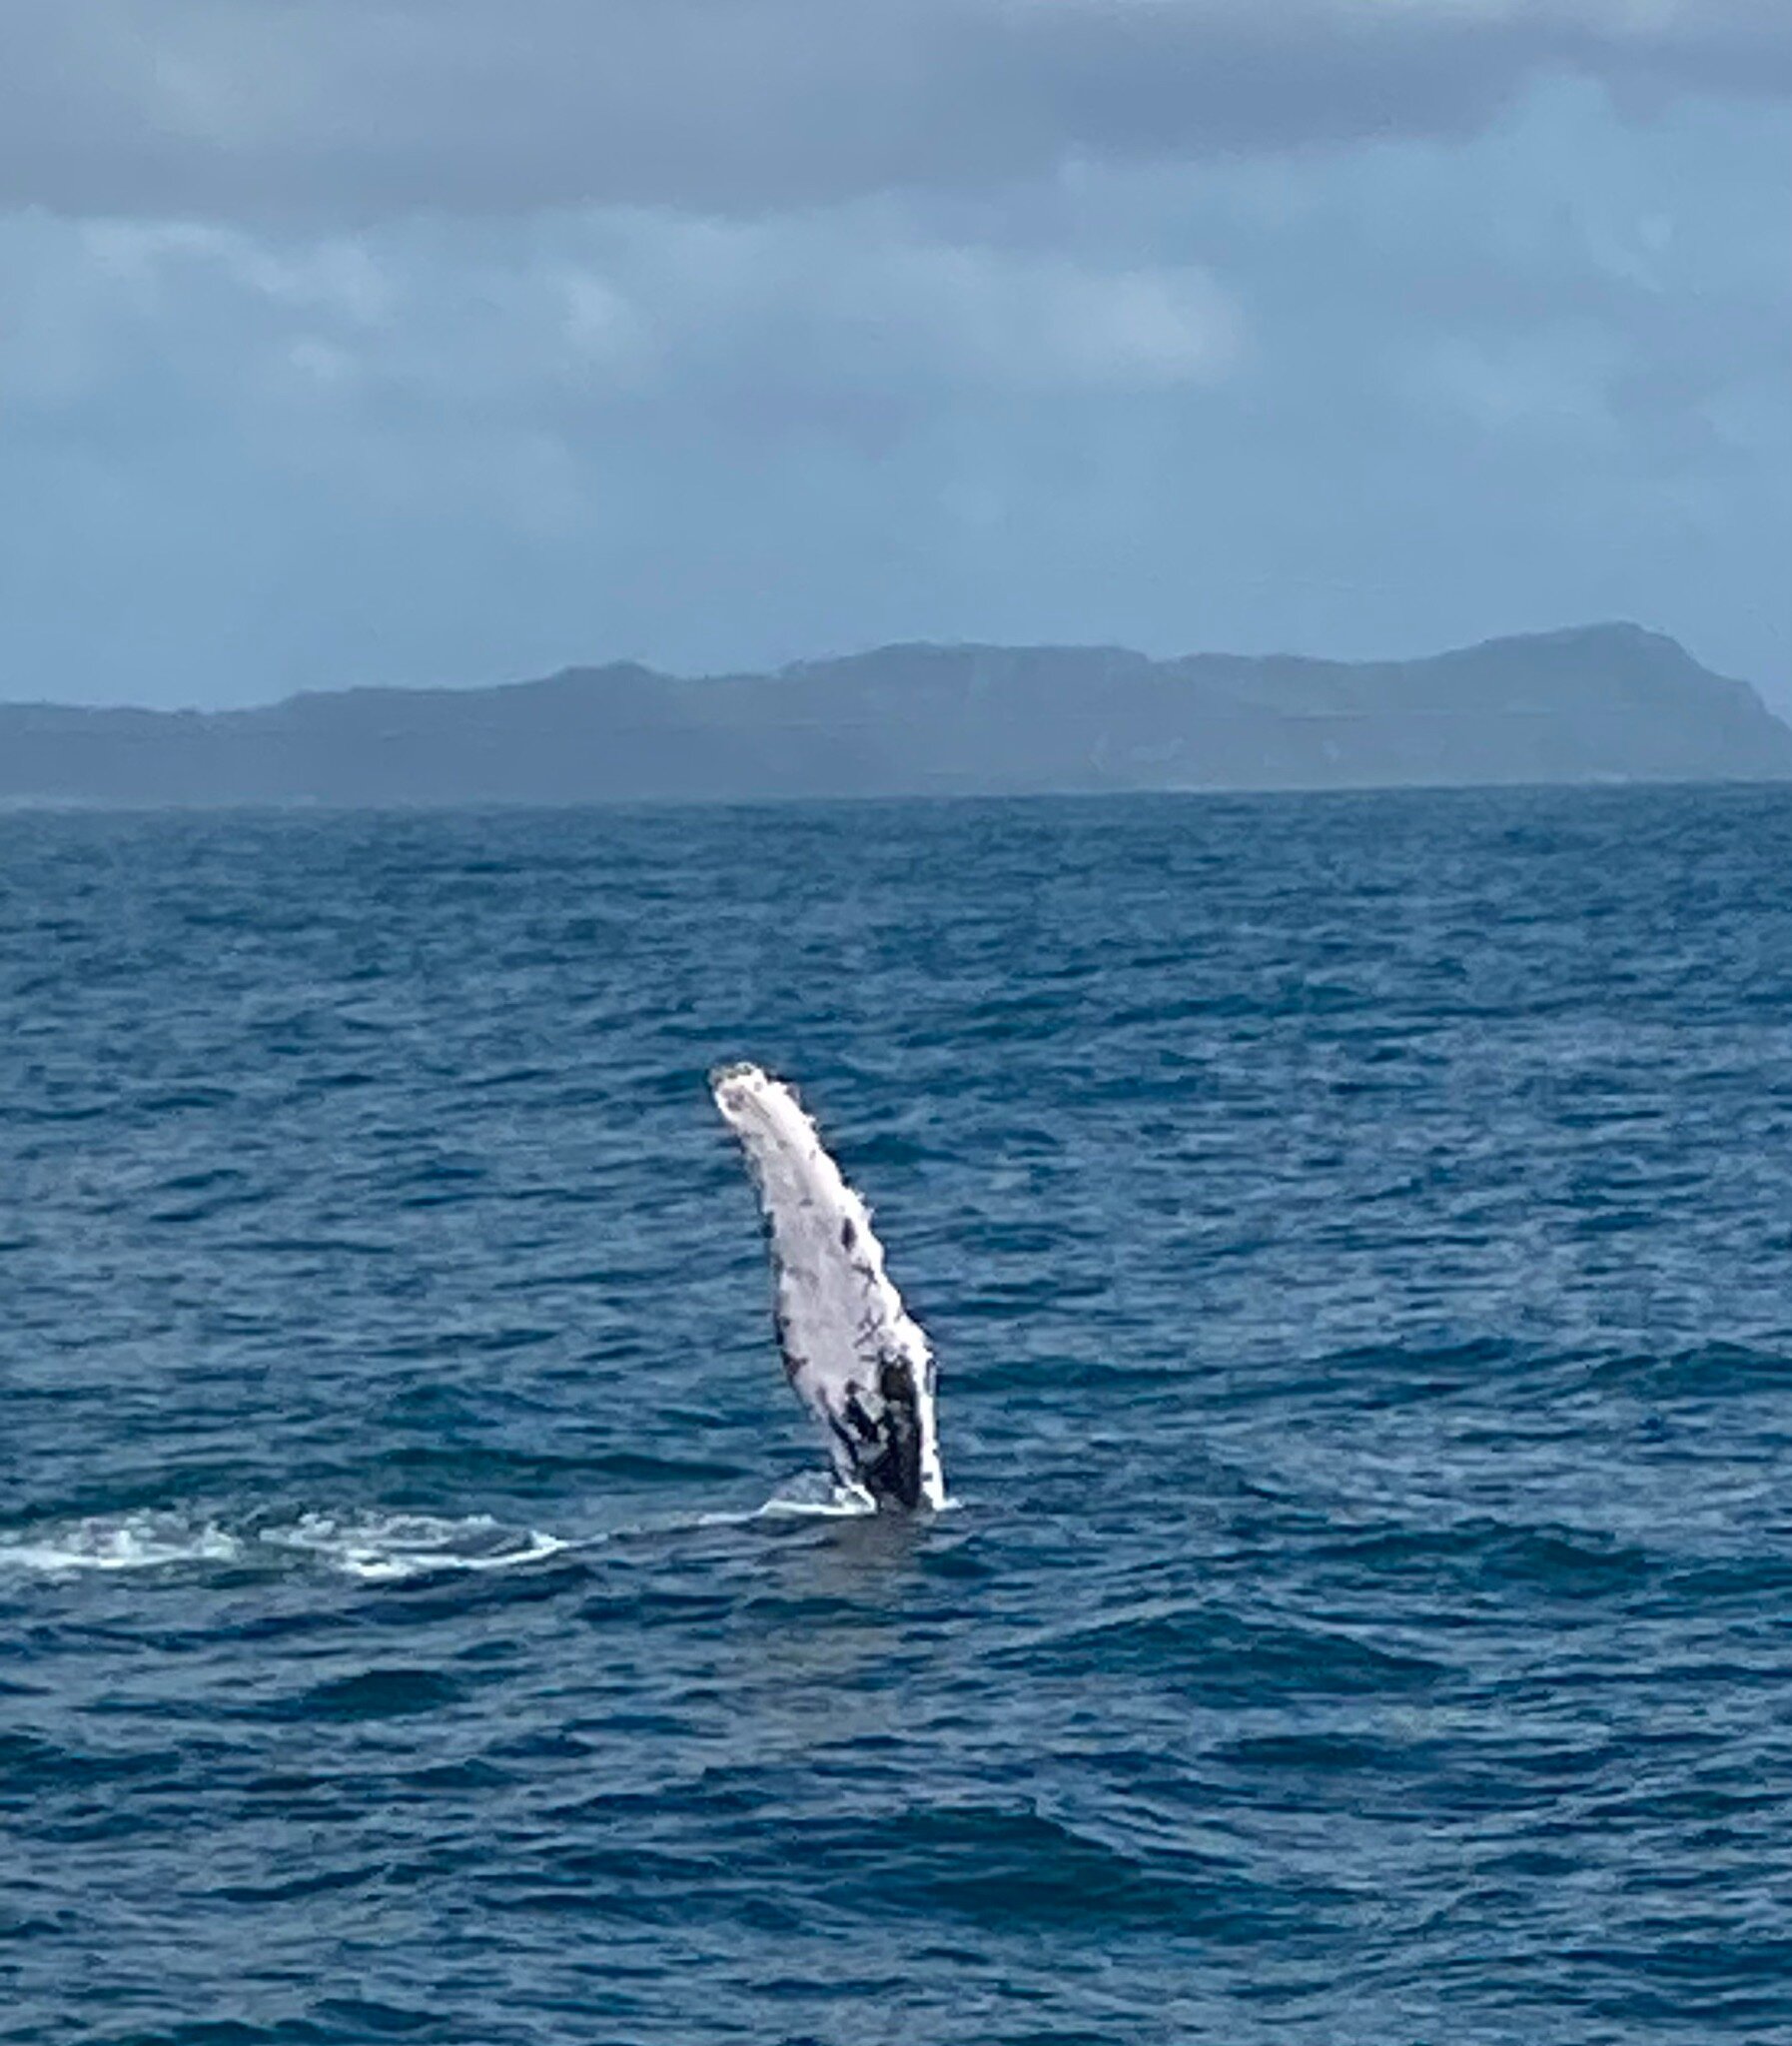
[712,1061,945,1512]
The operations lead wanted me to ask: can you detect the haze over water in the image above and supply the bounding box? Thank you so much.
[4,784,1790,2044]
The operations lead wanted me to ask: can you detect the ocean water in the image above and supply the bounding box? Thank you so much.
[2,784,1790,2046]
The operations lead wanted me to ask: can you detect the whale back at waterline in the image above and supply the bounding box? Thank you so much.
[711,1061,945,1512]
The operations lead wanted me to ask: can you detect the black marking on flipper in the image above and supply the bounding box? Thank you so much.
[841,1388,881,1445]
[825,1410,867,1481]
[812,1367,922,1510]
[843,1359,920,1510]
[877,1357,923,1510]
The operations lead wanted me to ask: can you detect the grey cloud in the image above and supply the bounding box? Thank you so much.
[0,210,1242,431]
[1,0,1787,221]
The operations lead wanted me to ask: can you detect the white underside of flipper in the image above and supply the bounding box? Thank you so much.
[712,1063,945,1512]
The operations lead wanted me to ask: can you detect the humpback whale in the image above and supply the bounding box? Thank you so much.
[711,1063,945,1512]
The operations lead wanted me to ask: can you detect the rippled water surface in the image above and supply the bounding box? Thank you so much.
[3,786,1790,2044]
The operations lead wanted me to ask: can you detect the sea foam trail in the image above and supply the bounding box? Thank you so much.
[0,1512,566,1582]
[0,1491,893,1583]
[711,1063,946,1511]
[259,1513,570,1582]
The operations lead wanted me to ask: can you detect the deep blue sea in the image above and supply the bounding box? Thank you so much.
[3,785,1790,2045]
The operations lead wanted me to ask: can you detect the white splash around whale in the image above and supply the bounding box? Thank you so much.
[711,1062,945,1511]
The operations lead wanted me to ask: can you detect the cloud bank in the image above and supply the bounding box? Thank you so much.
[0,4,1786,713]
[2,0,1788,220]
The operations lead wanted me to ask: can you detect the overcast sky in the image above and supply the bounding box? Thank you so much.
[3,0,1788,711]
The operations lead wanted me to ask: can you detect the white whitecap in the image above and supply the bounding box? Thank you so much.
[756,1470,883,1518]
[684,1484,880,1533]
[0,1513,244,1574]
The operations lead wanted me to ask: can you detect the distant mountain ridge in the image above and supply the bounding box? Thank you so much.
[2,623,1787,807]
